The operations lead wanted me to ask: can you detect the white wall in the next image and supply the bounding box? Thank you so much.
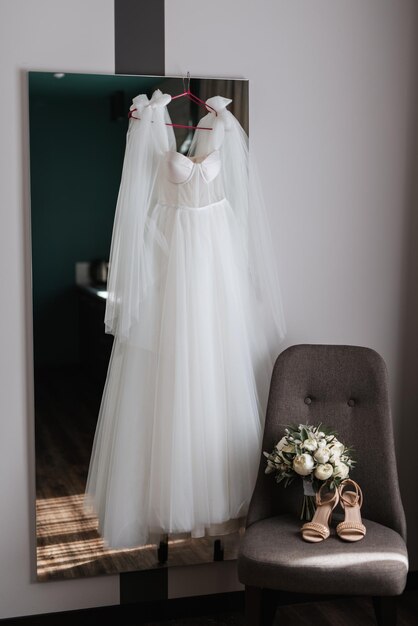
[398,96,418,572]
[166,0,418,562]
[0,0,119,619]
[1,0,418,619]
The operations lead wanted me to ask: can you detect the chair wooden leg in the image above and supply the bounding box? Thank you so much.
[263,589,278,625]
[372,596,397,626]
[245,586,277,626]
[245,586,262,626]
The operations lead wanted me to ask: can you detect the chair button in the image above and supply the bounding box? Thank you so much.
[304,396,312,405]
[348,399,355,407]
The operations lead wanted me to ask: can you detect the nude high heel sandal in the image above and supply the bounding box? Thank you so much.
[336,479,366,542]
[301,483,339,542]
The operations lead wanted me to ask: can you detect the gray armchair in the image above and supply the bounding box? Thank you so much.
[237,344,408,626]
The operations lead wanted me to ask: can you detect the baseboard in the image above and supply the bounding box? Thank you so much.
[1,571,416,624]
[0,591,245,625]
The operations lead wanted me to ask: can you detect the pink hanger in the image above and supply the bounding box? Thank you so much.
[169,72,216,129]
[129,72,215,130]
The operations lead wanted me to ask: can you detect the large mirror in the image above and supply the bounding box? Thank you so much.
[29,71,249,581]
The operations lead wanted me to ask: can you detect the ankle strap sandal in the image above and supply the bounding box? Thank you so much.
[301,483,339,543]
[336,479,366,542]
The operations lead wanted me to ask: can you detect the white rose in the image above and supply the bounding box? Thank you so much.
[293,453,315,476]
[329,442,344,464]
[314,447,330,464]
[330,441,345,455]
[302,438,318,452]
[314,463,334,480]
[333,462,349,479]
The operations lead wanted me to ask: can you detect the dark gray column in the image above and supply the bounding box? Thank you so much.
[115,0,165,75]
[120,569,168,604]
[115,0,167,603]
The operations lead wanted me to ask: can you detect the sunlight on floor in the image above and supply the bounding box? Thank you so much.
[36,493,156,577]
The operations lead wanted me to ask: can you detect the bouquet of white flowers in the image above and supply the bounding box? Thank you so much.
[263,423,355,520]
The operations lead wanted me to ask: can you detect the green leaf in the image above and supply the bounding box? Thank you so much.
[300,426,309,443]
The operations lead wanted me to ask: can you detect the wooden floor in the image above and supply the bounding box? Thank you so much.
[35,365,240,581]
[132,593,418,625]
[273,593,418,626]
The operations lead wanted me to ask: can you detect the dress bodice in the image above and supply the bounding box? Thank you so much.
[157,149,225,209]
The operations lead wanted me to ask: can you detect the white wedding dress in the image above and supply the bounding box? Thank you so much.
[84,90,286,548]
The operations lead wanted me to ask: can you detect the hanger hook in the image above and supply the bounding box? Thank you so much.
[183,71,191,93]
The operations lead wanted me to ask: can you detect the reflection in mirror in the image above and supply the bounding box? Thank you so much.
[29,72,249,580]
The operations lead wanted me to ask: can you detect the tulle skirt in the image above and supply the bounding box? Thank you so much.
[84,197,273,548]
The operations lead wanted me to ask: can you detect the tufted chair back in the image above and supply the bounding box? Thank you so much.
[246,344,406,540]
